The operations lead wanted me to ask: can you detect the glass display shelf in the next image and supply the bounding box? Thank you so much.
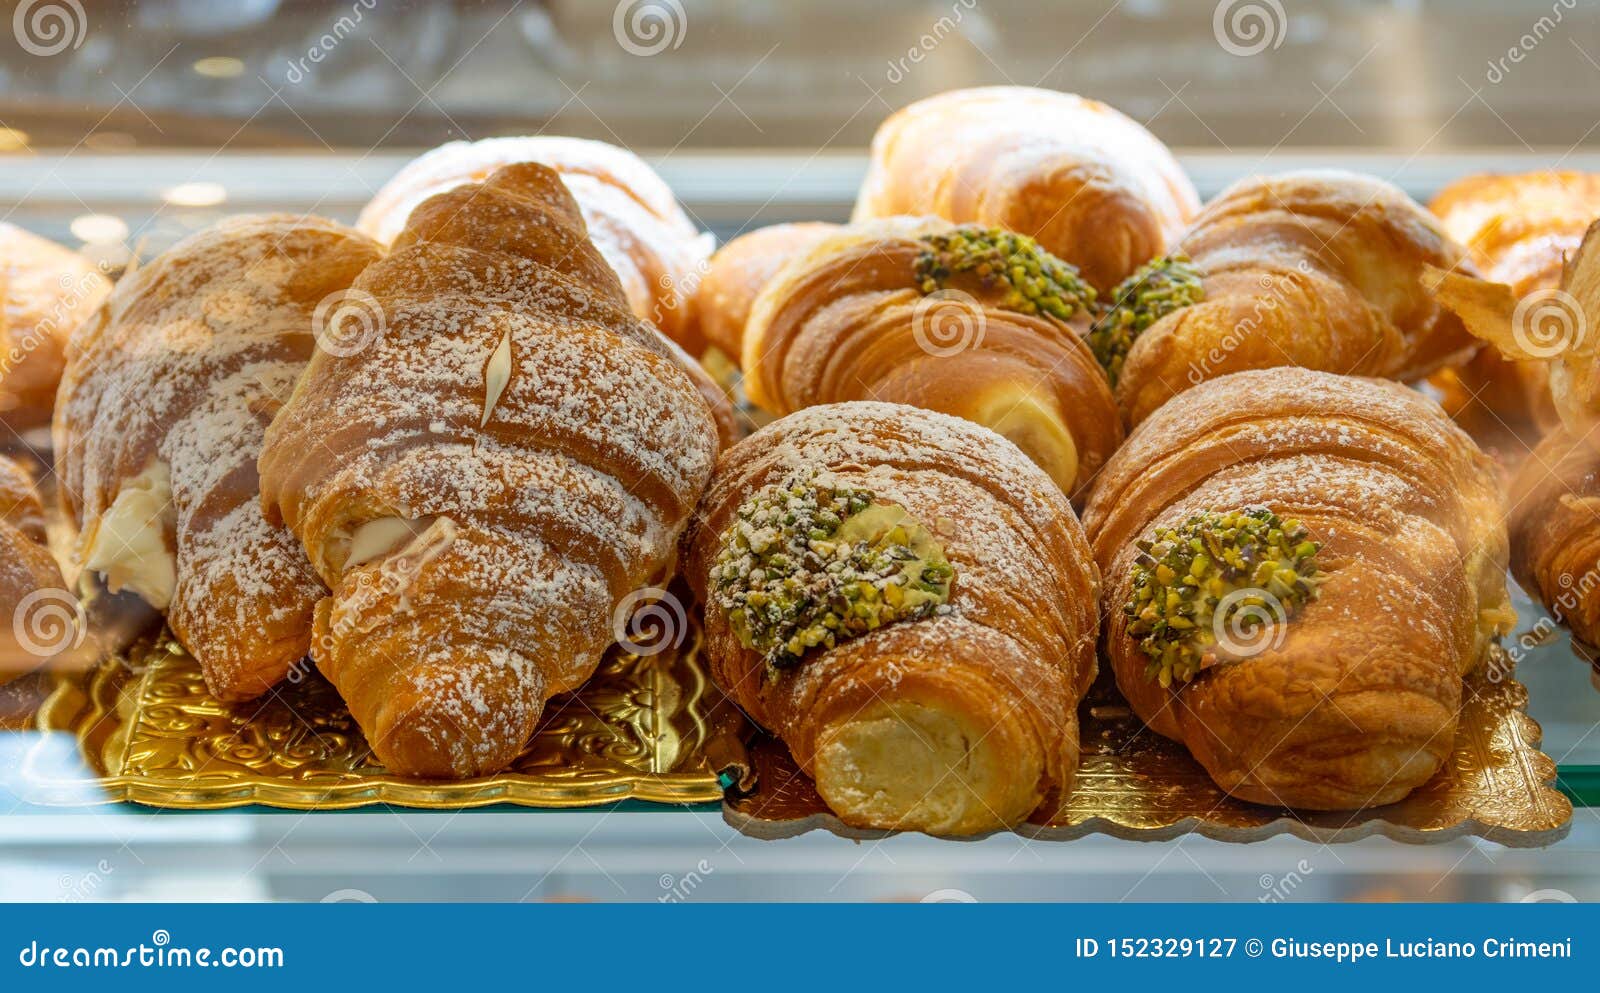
[3,152,1600,900]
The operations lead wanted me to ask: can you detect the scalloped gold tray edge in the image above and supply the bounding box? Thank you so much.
[27,617,738,811]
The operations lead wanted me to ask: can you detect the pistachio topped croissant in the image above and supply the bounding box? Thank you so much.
[1085,367,1510,810]
[685,401,1100,835]
[1108,170,1479,425]
[740,217,1121,501]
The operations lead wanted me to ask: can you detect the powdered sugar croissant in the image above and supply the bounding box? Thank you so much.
[1084,368,1510,810]
[685,401,1099,836]
[358,136,714,354]
[260,162,721,778]
[741,218,1121,501]
[54,215,381,700]
[853,87,1198,291]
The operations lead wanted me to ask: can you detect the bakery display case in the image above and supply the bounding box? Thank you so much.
[3,0,1600,903]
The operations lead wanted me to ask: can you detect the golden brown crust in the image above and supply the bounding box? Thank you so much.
[1507,426,1600,647]
[0,224,110,435]
[1083,367,1508,810]
[683,401,1098,835]
[261,163,721,779]
[1426,172,1600,440]
[0,454,70,684]
[357,136,712,353]
[740,218,1121,502]
[853,87,1198,291]
[692,222,838,361]
[54,215,380,701]
[1116,171,1478,426]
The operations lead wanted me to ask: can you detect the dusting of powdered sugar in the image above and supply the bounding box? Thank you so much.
[55,214,381,690]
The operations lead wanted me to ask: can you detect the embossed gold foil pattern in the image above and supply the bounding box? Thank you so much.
[726,654,1571,844]
[35,616,741,809]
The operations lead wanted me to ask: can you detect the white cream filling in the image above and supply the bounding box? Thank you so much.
[81,461,177,610]
[481,329,513,427]
[343,515,441,571]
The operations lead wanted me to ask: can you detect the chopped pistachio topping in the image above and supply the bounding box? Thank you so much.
[914,226,1096,321]
[1125,507,1324,688]
[1088,254,1205,385]
[710,473,956,671]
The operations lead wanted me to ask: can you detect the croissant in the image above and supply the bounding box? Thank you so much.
[1,223,111,436]
[853,87,1199,291]
[740,218,1121,500]
[1426,172,1600,439]
[1506,426,1600,646]
[0,453,72,684]
[1108,170,1479,426]
[259,162,721,778]
[53,215,382,700]
[357,136,713,354]
[683,400,1099,835]
[1428,216,1600,647]
[1083,367,1511,810]
[692,222,838,362]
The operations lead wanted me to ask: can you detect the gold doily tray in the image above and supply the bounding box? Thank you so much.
[11,608,1573,845]
[725,657,1573,847]
[23,620,748,811]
